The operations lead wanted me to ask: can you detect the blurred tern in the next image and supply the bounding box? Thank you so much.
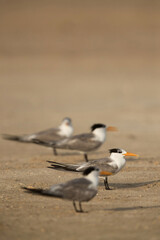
[33,123,117,161]
[48,148,138,190]
[22,166,100,213]
[2,117,73,155]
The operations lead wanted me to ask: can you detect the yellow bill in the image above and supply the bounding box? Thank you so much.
[124,152,139,158]
[107,126,118,131]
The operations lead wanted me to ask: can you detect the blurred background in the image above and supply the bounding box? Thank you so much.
[0,0,160,157]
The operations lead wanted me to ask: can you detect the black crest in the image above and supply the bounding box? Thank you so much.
[91,123,106,132]
[109,148,122,154]
[83,167,98,176]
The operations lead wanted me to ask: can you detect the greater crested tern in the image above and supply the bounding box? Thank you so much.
[2,117,73,155]
[48,148,138,190]
[33,123,117,161]
[22,166,100,213]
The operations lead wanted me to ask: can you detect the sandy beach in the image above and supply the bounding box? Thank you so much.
[0,1,160,239]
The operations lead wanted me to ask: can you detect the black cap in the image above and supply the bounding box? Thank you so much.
[109,148,122,154]
[91,123,106,132]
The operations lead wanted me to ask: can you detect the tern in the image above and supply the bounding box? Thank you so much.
[2,117,73,155]
[33,123,117,161]
[22,166,100,213]
[48,148,138,190]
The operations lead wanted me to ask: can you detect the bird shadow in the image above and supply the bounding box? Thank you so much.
[104,205,160,212]
[99,179,160,189]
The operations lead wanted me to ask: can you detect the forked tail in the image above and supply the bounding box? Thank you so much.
[47,160,80,172]
[22,186,61,198]
[22,186,44,194]
[2,134,24,142]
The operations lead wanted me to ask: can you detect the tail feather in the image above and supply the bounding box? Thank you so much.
[47,160,80,172]
[22,186,44,195]
[22,186,62,198]
[2,134,23,142]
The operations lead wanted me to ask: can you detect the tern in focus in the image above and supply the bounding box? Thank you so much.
[22,166,100,213]
[2,117,73,155]
[48,148,138,190]
[33,123,117,161]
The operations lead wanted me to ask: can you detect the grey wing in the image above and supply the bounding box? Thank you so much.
[47,183,65,197]
[56,133,101,152]
[60,178,97,202]
[77,158,119,174]
[2,128,61,143]
[32,128,62,142]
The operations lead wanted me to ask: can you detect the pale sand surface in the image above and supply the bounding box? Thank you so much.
[0,1,160,240]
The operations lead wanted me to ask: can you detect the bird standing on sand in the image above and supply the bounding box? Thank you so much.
[48,148,138,190]
[22,166,100,213]
[2,117,73,155]
[33,123,117,161]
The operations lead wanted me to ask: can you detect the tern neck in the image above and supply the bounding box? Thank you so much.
[58,123,73,137]
[110,153,126,170]
[92,128,106,142]
[85,171,99,187]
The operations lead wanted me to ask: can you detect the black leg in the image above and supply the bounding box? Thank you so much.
[84,154,88,162]
[73,201,84,213]
[104,177,111,190]
[79,202,83,212]
[73,201,78,212]
[53,147,58,156]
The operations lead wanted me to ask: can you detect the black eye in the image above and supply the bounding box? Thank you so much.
[118,149,122,153]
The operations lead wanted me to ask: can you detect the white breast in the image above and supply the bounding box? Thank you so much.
[110,153,126,172]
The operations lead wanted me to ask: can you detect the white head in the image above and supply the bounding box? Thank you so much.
[109,148,138,158]
[109,148,127,158]
[58,117,73,137]
[83,167,100,187]
[91,124,117,142]
[91,124,106,142]
[109,148,138,169]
